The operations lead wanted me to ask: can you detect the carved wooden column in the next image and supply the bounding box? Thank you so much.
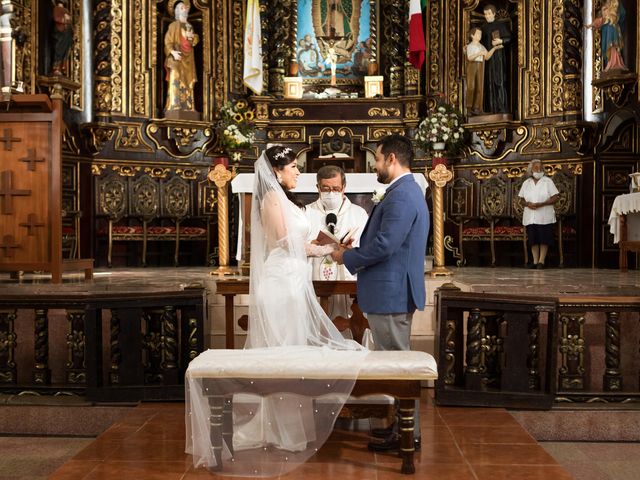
[0,309,17,384]
[428,164,453,276]
[208,162,236,275]
[32,308,51,384]
[603,311,622,391]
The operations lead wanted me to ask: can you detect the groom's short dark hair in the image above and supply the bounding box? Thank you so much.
[379,134,413,168]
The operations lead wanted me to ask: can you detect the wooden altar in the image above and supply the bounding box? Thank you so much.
[0,95,93,282]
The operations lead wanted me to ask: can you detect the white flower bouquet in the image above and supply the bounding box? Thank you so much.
[217,99,256,150]
[371,187,386,205]
[414,103,465,154]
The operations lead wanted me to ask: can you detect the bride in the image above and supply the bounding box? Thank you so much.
[187,145,367,477]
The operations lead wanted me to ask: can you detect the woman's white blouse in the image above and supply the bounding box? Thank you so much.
[518,176,560,226]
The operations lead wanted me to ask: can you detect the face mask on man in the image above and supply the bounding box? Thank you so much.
[533,171,544,180]
[320,191,343,211]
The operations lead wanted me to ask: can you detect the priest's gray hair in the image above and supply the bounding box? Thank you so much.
[526,159,542,177]
[316,165,346,186]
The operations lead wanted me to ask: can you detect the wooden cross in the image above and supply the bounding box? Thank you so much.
[19,213,45,235]
[0,235,20,258]
[0,170,31,214]
[19,148,46,172]
[0,128,21,151]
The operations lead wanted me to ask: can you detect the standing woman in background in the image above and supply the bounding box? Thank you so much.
[518,159,559,269]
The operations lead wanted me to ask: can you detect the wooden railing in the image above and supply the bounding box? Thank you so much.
[0,287,205,402]
[435,288,640,408]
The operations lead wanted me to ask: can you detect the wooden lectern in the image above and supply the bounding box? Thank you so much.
[0,94,93,283]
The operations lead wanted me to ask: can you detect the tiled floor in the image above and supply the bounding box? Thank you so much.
[49,391,572,480]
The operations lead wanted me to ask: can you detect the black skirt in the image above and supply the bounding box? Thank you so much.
[526,223,555,246]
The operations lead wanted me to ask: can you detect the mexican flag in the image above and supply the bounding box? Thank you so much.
[243,0,263,94]
[408,0,426,70]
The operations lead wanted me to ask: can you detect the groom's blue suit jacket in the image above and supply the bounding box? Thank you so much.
[343,174,429,314]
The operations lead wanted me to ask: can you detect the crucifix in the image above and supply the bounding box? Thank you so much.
[19,148,46,172]
[0,170,31,214]
[0,235,20,258]
[19,213,45,235]
[0,128,21,151]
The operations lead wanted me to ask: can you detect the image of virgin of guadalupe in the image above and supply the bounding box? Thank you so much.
[312,0,361,66]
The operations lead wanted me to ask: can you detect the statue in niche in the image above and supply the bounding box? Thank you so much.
[0,0,14,92]
[585,0,627,73]
[479,3,511,115]
[164,0,200,120]
[51,0,73,76]
[465,27,501,116]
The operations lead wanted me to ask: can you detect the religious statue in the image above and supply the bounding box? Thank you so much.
[465,27,501,116]
[585,0,627,72]
[164,0,199,120]
[51,0,73,76]
[479,4,511,115]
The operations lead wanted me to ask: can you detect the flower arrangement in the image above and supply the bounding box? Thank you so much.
[371,187,386,205]
[414,103,465,154]
[217,99,256,151]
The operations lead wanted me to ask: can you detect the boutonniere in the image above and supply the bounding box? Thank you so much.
[371,187,386,205]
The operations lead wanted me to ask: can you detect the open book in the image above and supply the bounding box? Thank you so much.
[315,227,359,246]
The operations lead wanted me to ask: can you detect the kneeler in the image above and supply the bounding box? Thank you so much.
[186,348,438,475]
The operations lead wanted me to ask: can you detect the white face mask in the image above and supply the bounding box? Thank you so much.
[533,171,544,180]
[320,192,343,211]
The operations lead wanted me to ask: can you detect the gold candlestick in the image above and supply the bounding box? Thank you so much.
[208,163,236,276]
[428,163,454,277]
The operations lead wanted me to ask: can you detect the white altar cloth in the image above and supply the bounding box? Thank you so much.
[608,193,640,243]
[232,173,429,261]
[231,173,429,194]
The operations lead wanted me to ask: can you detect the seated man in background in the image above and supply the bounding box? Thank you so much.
[305,165,369,321]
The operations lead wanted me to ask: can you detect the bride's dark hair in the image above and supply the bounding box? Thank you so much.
[265,145,304,208]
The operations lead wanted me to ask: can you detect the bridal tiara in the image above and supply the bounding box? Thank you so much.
[274,147,293,160]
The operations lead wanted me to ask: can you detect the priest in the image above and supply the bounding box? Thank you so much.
[305,165,369,320]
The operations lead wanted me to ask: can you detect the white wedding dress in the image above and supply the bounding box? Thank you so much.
[186,152,367,477]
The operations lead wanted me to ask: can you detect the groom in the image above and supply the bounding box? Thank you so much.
[332,134,429,451]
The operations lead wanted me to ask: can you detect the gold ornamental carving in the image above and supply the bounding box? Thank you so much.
[502,167,527,179]
[427,0,441,93]
[171,127,199,147]
[91,164,107,176]
[405,101,418,120]
[472,168,499,180]
[559,126,586,151]
[115,124,153,152]
[271,107,304,118]
[231,0,244,92]
[176,168,201,180]
[256,102,269,121]
[84,124,116,154]
[70,0,83,109]
[593,73,638,108]
[522,126,560,154]
[550,0,564,114]
[267,128,303,140]
[110,0,124,114]
[208,163,234,189]
[144,167,170,179]
[526,0,543,117]
[368,107,400,117]
[446,0,458,106]
[131,0,147,116]
[368,127,405,141]
[428,163,454,188]
[112,165,141,177]
[477,129,502,150]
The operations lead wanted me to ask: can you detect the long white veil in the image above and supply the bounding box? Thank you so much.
[186,150,367,477]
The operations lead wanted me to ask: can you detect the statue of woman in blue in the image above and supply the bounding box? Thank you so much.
[585,0,627,72]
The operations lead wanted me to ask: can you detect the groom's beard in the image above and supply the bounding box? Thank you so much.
[376,169,390,184]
